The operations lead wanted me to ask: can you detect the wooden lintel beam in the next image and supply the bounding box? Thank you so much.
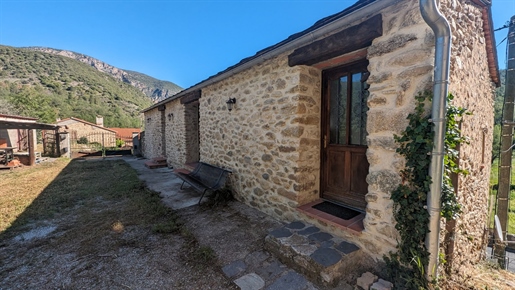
[180,90,202,104]
[288,14,382,67]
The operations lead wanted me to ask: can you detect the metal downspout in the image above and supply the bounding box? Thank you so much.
[419,0,452,281]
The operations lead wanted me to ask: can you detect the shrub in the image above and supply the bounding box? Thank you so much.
[76,136,88,144]
[116,139,125,148]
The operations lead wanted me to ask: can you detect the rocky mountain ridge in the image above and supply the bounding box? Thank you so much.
[0,45,153,127]
[27,47,182,102]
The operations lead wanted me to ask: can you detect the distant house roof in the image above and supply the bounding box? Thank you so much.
[109,128,141,137]
[143,0,499,113]
[0,114,59,130]
[57,117,117,133]
[0,114,38,123]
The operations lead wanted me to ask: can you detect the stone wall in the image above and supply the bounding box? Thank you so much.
[164,99,188,169]
[184,102,200,164]
[440,0,495,273]
[199,52,322,221]
[59,121,116,147]
[142,99,190,169]
[360,0,436,257]
[142,107,163,159]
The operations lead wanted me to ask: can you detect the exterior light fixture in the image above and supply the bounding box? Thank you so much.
[226,98,236,111]
[167,113,173,121]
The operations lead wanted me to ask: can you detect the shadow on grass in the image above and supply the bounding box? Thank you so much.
[0,158,181,247]
[0,158,235,289]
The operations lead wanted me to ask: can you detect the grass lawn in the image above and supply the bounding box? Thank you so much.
[490,157,515,234]
[0,158,180,237]
[0,158,232,289]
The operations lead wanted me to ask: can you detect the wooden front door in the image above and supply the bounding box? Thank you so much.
[321,61,370,211]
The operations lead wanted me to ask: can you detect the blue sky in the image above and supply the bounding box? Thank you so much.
[0,0,514,89]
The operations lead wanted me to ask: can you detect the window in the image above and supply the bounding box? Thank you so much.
[327,65,370,146]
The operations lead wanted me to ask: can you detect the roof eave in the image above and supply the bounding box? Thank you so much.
[470,0,500,86]
[142,0,393,113]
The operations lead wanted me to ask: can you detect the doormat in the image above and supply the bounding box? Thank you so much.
[312,201,361,220]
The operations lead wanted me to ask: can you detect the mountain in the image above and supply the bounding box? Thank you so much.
[26,47,182,102]
[0,45,153,127]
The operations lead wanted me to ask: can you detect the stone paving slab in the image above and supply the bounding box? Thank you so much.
[123,156,203,209]
[265,221,367,287]
[122,156,358,289]
[234,273,265,290]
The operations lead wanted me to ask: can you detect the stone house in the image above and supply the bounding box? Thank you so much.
[57,116,117,147]
[142,0,499,275]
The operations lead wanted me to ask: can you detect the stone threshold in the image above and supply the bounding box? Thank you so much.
[144,157,168,169]
[297,199,365,234]
[265,220,364,287]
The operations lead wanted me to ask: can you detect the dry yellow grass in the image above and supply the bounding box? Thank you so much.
[0,158,234,289]
[439,262,515,290]
[0,158,69,232]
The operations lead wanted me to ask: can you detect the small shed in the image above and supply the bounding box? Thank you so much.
[0,114,60,167]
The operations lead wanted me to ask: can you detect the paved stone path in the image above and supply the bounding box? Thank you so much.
[121,156,357,289]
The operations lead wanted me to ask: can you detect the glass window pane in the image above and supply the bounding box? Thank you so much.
[329,76,348,145]
[338,76,348,145]
[350,73,362,145]
[329,79,339,144]
[350,73,369,145]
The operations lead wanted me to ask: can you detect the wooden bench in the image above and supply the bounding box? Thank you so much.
[174,162,232,204]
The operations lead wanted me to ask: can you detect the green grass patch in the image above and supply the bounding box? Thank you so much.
[152,219,181,234]
[193,246,216,264]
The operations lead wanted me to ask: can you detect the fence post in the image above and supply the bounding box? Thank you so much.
[55,129,61,157]
[101,133,105,157]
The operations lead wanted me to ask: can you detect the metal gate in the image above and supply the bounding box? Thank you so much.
[70,132,133,157]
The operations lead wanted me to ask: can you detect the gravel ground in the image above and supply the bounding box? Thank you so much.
[0,204,239,290]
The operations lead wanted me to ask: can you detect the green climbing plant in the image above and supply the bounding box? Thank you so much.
[441,93,470,219]
[384,91,469,289]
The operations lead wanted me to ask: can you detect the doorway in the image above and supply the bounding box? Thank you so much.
[320,61,370,211]
[184,101,200,164]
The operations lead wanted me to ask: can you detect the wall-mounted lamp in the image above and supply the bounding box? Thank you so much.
[146,118,151,122]
[226,98,236,111]
[167,113,174,121]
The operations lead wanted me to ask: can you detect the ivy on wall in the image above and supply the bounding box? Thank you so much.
[385,91,469,289]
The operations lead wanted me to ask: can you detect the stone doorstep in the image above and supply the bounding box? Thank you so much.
[265,221,364,287]
[152,157,167,164]
[297,200,365,234]
[144,160,168,169]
